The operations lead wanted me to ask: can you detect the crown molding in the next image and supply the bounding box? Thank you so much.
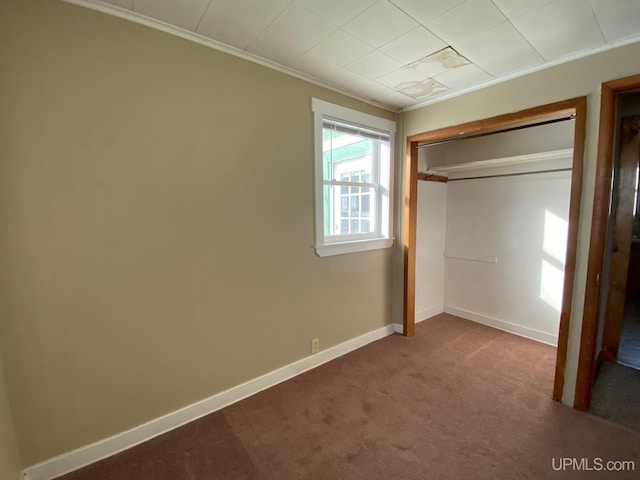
[60,0,400,113]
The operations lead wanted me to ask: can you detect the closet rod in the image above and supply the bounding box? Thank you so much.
[448,167,572,182]
[417,115,574,148]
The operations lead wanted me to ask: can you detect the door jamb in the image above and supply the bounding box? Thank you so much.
[402,97,587,404]
[600,116,640,361]
[574,75,640,411]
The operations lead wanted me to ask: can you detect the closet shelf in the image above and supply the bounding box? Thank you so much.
[430,148,573,173]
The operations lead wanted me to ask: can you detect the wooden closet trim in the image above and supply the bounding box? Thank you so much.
[403,97,587,405]
[417,173,448,183]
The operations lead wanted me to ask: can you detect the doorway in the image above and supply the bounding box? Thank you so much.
[402,97,588,403]
[575,75,640,411]
[586,90,640,432]
[600,111,640,370]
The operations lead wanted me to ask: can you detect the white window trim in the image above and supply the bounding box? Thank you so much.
[312,98,395,257]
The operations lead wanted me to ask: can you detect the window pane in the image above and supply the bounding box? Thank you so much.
[324,184,347,236]
[379,141,391,189]
[323,127,373,183]
[378,141,391,237]
[340,173,349,194]
[350,196,359,217]
[322,129,364,181]
[325,183,377,238]
[323,184,332,236]
[361,188,375,229]
[361,194,370,218]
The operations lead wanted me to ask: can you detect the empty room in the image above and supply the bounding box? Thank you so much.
[2,1,640,479]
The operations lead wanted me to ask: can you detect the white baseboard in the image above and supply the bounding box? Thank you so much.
[444,306,558,346]
[391,305,443,335]
[23,324,398,480]
[415,305,444,323]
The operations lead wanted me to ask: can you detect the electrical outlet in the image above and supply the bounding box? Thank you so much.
[311,338,319,354]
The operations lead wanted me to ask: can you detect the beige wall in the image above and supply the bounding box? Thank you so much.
[0,0,396,465]
[0,356,22,480]
[402,40,640,405]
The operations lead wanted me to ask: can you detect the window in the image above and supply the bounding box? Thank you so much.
[312,98,395,257]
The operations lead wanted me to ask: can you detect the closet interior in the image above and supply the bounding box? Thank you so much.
[414,117,576,348]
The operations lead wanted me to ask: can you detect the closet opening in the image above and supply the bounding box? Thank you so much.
[403,98,587,403]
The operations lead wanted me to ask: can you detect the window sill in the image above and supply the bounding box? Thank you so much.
[315,238,394,257]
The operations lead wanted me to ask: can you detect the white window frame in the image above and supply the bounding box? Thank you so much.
[312,98,395,257]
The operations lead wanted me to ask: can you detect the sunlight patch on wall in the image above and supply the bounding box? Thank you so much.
[542,210,568,264]
[540,210,569,312]
[540,259,564,312]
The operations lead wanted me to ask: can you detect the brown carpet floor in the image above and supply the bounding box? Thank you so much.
[57,314,640,480]
[591,361,640,433]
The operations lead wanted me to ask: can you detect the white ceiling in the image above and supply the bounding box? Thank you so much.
[77,0,640,111]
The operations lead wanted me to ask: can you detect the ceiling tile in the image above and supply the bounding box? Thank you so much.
[433,63,493,90]
[289,53,341,80]
[454,22,524,60]
[380,26,446,65]
[356,80,398,98]
[426,0,506,44]
[346,50,403,79]
[357,83,414,108]
[247,3,337,65]
[473,42,544,77]
[406,48,470,78]
[389,0,464,25]
[511,0,605,61]
[325,68,371,92]
[307,30,373,66]
[590,0,635,15]
[451,21,545,78]
[376,47,469,89]
[294,0,377,26]
[491,0,556,19]
[245,42,301,68]
[589,0,640,42]
[197,0,291,50]
[395,78,449,99]
[101,0,133,8]
[345,80,390,104]
[454,22,544,69]
[343,0,418,48]
[134,0,210,31]
[380,92,416,109]
[377,65,426,88]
